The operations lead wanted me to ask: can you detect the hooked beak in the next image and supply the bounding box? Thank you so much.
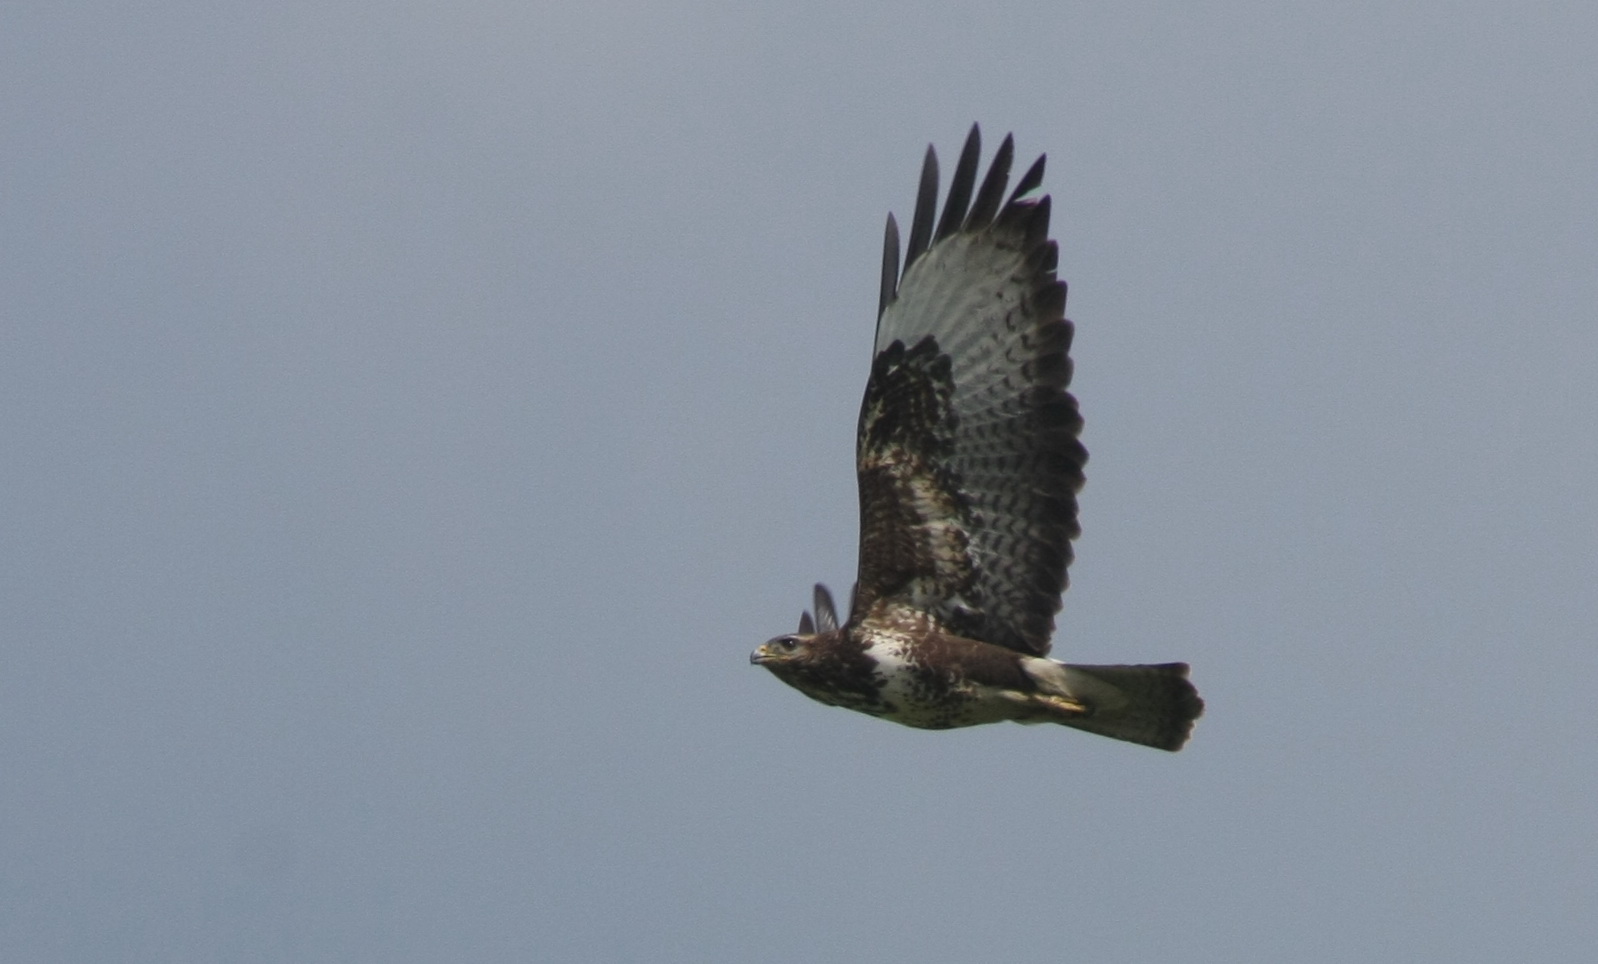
[749,644,773,666]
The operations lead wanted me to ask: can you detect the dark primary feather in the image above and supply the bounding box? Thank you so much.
[856,126,1086,657]
[964,133,1013,230]
[878,214,900,319]
[1009,153,1046,205]
[904,146,939,269]
[933,124,982,242]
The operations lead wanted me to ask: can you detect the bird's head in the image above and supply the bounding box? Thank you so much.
[749,631,816,668]
[750,584,869,709]
[751,582,842,676]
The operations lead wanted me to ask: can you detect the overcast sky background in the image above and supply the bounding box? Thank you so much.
[5,2,1596,962]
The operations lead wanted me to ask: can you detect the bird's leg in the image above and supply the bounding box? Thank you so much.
[1032,693,1090,719]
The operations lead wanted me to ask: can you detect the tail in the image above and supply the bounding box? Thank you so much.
[1053,662,1203,751]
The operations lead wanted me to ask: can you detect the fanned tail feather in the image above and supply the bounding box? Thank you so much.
[1055,663,1203,751]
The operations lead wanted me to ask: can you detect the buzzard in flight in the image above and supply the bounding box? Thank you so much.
[751,126,1203,750]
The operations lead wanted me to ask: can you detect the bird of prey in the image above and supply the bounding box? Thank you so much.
[750,126,1203,750]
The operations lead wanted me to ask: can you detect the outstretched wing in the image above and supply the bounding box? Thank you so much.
[853,125,1086,657]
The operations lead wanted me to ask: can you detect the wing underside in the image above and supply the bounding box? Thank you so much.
[854,125,1086,658]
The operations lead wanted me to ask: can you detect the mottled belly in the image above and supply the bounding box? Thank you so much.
[865,643,1025,729]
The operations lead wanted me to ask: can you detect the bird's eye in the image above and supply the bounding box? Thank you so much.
[778,636,799,651]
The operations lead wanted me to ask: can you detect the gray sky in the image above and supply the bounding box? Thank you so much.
[4,2,1596,961]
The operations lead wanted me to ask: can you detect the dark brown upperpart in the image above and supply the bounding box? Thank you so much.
[898,631,1035,692]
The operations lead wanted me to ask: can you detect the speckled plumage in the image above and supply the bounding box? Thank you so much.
[752,127,1203,751]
